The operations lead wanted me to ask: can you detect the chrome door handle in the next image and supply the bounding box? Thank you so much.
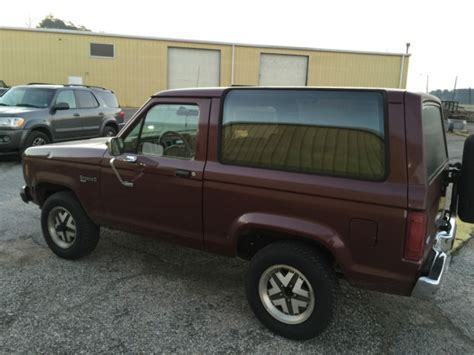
[122,155,138,163]
[110,158,134,188]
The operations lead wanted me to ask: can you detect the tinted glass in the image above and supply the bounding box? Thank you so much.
[422,104,447,179]
[221,89,385,180]
[94,90,119,108]
[90,43,114,57]
[76,90,99,109]
[123,104,199,159]
[0,87,54,108]
[56,90,76,109]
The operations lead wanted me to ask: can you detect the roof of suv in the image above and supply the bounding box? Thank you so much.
[154,87,441,103]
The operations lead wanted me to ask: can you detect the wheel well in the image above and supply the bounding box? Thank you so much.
[35,183,73,206]
[237,229,336,265]
[29,127,53,142]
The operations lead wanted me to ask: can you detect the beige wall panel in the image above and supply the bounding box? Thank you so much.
[308,52,404,88]
[0,28,408,107]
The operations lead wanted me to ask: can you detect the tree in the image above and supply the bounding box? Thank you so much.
[36,14,90,31]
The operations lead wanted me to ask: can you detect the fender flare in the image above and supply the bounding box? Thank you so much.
[21,123,53,145]
[228,212,354,272]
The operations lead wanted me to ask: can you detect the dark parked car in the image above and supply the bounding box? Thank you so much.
[0,88,9,97]
[0,84,125,155]
[20,87,474,340]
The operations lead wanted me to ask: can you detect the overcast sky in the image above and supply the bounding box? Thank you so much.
[1,0,473,91]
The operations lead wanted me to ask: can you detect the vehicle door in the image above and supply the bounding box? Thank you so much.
[50,89,83,141]
[75,89,103,138]
[99,98,210,248]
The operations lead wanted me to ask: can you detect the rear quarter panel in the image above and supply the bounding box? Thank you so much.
[203,92,417,295]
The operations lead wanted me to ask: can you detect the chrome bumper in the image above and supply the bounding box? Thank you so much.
[412,217,456,299]
[20,185,32,204]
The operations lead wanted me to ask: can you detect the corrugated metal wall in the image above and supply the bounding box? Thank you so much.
[0,28,409,107]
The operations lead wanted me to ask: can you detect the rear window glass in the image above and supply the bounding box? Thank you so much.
[94,90,119,108]
[221,89,386,180]
[422,104,448,179]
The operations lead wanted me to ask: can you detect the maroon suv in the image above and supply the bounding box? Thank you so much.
[20,88,474,340]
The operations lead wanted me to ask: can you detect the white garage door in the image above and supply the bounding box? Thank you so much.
[259,54,308,86]
[168,47,220,89]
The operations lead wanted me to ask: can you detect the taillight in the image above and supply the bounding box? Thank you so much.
[404,211,427,261]
[118,111,125,120]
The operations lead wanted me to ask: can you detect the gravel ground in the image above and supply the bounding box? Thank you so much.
[0,130,473,353]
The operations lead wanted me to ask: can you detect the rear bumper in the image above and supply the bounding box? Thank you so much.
[412,217,456,299]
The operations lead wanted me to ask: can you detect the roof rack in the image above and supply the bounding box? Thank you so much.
[64,84,109,91]
[27,82,110,91]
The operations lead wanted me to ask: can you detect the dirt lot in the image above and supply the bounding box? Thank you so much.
[0,131,473,353]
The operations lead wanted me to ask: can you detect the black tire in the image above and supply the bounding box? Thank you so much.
[102,125,117,137]
[41,191,100,260]
[245,241,336,340]
[458,134,474,223]
[22,130,50,153]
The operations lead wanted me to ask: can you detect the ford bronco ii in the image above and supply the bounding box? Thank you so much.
[20,88,474,340]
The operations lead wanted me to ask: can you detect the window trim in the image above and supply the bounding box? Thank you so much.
[89,42,115,59]
[217,88,390,182]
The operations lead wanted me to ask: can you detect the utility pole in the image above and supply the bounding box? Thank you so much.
[426,75,429,93]
[469,87,472,105]
[452,76,458,101]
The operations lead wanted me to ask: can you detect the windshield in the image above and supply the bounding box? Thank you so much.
[0,87,55,108]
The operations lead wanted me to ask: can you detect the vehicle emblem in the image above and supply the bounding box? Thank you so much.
[79,175,98,183]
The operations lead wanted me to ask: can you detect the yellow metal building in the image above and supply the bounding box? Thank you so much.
[0,27,409,107]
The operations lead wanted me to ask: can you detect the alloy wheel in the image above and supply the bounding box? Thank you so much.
[47,206,77,249]
[258,264,315,324]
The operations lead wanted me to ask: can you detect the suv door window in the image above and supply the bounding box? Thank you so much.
[55,90,76,108]
[124,104,199,159]
[422,104,448,180]
[75,90,99,108]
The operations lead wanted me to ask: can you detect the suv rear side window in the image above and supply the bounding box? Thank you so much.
[422,104,448,180]
[221,89,386,180]
[75,90,99,109]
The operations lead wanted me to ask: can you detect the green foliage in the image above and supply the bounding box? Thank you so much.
[431,88,474,105]
[36,14,90,31]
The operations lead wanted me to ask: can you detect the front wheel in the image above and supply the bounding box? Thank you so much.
[41,192,100,259]
[245,241,337,340]
[22,131,50,153]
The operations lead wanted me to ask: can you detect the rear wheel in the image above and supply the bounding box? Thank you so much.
[245,241,337,340]
[41,192,100,259]
[102,125,117,137]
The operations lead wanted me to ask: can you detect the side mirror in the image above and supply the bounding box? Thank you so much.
[106,137,124,156]
[53,102,70,111]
